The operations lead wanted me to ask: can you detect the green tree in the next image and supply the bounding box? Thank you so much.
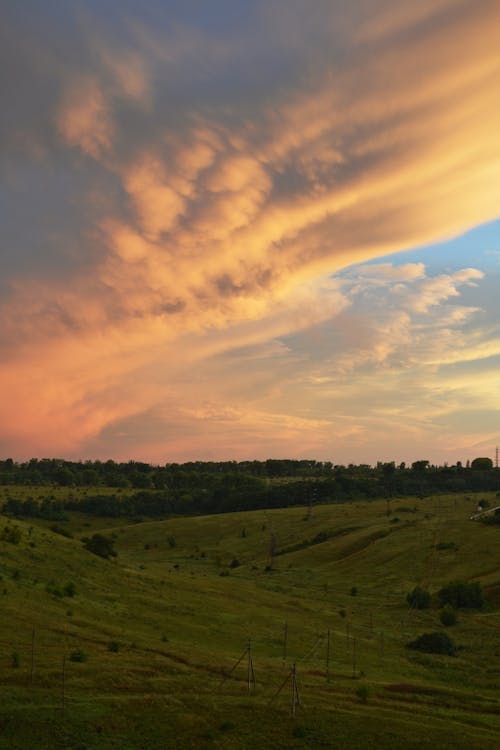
[407,631,457,656]
[471,457,493,471]
[438,581,484,609]
[82,534,117,559]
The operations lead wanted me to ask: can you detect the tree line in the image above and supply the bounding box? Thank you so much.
[1,456,499,520]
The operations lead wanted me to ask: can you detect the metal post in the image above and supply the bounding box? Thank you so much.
[30,625,35,685]
[326,629,331,680]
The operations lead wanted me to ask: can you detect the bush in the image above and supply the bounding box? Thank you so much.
[50,524,73,539]
[229,558,241,569]
[440,606,457,626]
[11,652,20,668]
[82,534,117,559]
[407,631,457,656]
[438,581,484,609]
[407,586,431,609]
[63,581,76,597]
[107,641,121,653]
[1,525,21,544]
[69,649,87,663]
[356,685,370,703]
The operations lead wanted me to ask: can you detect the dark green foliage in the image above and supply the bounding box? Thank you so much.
[49,523,73,538]
[440,606,457,626]
[435,542,459,551]
[82,533,117,559]
[350,586,358,596]
[438,581,484,609]
[229,558,241,568]
[471,457,493,471]
[69,649,87,662]
[482,508,500,525]
[356,685,370,703]
[46,582,63,598]
[407,586,431,609]
[63,581,76,597]
[407,631,457,655]
[11,652,20,668]
[1,525,21,544]
[107,641,121,652]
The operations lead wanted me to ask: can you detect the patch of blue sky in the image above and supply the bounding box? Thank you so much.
[365,218,500,274]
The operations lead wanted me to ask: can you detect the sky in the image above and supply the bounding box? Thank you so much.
[1,0,500,467]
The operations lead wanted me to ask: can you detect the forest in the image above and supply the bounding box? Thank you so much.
[1,456,498,520]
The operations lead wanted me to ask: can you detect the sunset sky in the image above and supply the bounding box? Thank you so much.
[1,0,500,466]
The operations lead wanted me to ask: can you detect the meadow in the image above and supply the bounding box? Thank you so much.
[0,487,499,749]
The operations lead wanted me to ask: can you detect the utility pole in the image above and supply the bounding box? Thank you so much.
[326,629,331,681]
[30,625,35,686]
[291,663,300,716]
[61,655,66,713]
[247,639,256,694]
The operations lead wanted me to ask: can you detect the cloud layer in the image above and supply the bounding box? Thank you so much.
[1,1,500,463]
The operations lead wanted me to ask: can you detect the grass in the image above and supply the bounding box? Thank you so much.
[0,490,499,748]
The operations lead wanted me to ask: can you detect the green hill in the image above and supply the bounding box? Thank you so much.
[0,491,499,749]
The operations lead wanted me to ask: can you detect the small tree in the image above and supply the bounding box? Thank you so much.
[440,606,457,627]
[471,457,493,471]
[438,581,484,609]
[407,631,457,656]
[82,534,117,559]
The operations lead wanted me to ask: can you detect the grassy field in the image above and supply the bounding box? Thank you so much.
[0,489,499,749]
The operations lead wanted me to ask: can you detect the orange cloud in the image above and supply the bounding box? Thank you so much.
[1,1,500,462]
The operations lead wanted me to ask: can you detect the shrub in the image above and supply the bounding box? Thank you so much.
[407,631,457,656]
[350,586,358,596]
[1,525,21,544]
[356,685,370,703]
[63,581,76,597]
[50,524,73,539]
[438,581,484,609]
[11,652,20,668]
[69,649,87,663]
[46,582,63,598]
[407,586,431,609]
[229,558,241,569]
[440,606,457,626]
[107,641,120,653]
[82,534,117,559]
